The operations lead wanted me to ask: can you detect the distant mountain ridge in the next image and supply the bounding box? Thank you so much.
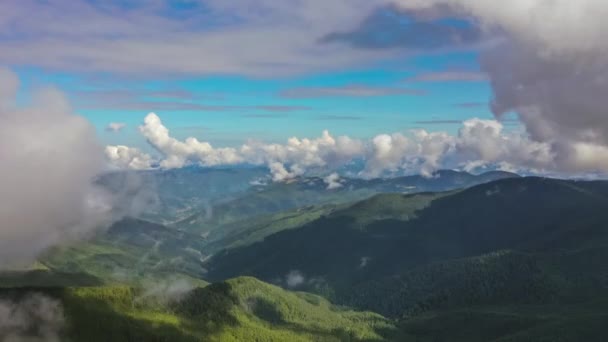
[172,169,520,233]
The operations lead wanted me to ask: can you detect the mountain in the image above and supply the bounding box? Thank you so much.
[205,177,608,318]
[173,170,519,238]
[41,170,518,282]
[98,166,269,224]
[41,218,209,282]
[0,277,396,342]
[6,174,608,341]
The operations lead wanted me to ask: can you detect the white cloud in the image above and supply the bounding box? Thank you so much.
[242,129,365,181]
[118,112,367,182]
[396,0,608,56]
[268,162,300,182]
[109,113,570,179]
[395,0,608,176]
[361,129,454,178]
[106,122,126,132]
[324,173,343,190]
[0,69,143,266]
[104,145,155,170]
[140,113,242,169]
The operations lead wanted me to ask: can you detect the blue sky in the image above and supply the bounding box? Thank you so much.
[13,50,492,149]
[1,0,498,151]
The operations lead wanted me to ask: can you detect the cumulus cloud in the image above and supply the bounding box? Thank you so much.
[0,294,64,342]
[396,0,608,55]
[268,162,300,182]
[362,129,455,178]
[241,128,366,181]
[0,68,144,266]
[112,112,368,182]
[140,113,242,169]
[109,113,565,180]
[324,173,343,190]
[394,0,608,175]
[105,122,126,133]
[105,145,155,170]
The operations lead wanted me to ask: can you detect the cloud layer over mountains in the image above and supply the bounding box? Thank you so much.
[101,0,608,180]
[106,112,555,179]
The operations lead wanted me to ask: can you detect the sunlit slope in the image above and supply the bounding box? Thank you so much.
[41,218,209,282]
[0,277,396,342]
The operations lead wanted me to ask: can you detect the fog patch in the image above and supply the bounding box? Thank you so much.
[359,256,371,268]
[285,270,306,288]
[0,294,64,342]
[135,277,197,305]
[0,69,155,267]
[485,186,501,197]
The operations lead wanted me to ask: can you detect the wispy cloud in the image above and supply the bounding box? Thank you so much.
[173,126,212,132]
[322,5,483,50]
[414,119,462,125]
[0,0,390,76]
[316,115,363,121]
[242,113,289,119]
[281,84,425,98]
[74,89,311,113]
[410,71,488,82]
[83,101,240,112]
[253,106,311,112]
[454,102,487,108]
[106,122,127,132]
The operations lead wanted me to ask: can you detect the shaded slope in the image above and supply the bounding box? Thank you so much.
[206,177,608,315]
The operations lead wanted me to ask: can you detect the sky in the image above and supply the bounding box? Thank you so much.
[15,53,492,148]
[2,0,608,180]
[1,0,608,264]
[5,1,495,149]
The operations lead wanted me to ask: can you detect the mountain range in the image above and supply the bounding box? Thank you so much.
[2,171,607,341]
